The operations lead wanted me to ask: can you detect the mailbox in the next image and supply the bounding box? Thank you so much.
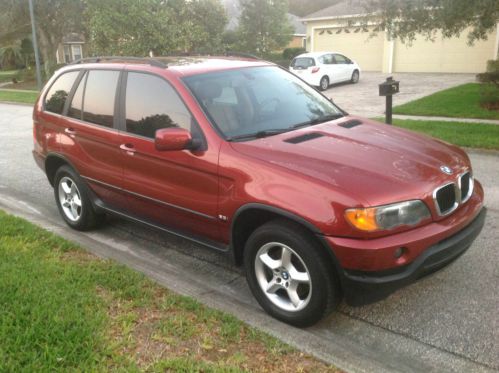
[379,76,400,124]
[379,77,399,96]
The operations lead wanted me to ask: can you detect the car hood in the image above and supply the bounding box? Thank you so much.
[229,116,470,206]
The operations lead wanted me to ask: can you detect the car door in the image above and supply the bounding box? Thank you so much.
[321,54,338,83]
[333,54,352,82]
[118,71,221,243]
[60,68,127,208]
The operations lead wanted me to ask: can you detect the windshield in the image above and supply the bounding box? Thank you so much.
[291,57,315,69]
[183,66,343,141]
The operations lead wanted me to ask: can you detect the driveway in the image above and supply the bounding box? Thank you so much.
[325,72,476,118]
[0,103,498,373]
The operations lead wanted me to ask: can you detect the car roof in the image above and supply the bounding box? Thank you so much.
[294,52,343,59]
[58,56,274,78]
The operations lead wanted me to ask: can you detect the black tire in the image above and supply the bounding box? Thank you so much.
[244,219,340,327]
[54,165,105,231]
[351,70,359,84]
[319,76,329,91]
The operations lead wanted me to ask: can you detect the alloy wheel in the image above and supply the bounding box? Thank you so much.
[58,176,82,222]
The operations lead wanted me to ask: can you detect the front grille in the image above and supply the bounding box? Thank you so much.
[433,170,474,216]
[435,183,457,215]
[459,172,473,203]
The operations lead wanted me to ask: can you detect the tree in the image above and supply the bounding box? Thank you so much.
[85,0,176,56]
[362,0,499,45]
[85,0,227,56]
[0,0,84,76]
[237,0,293,55]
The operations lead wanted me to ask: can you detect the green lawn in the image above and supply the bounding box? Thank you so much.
[391,119,499,150]
[0,70,19,83]
[0,89,38,104]
[393,83,499,120]
[0,210,337,372]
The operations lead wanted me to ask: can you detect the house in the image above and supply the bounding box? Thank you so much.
[287,13,306,49]
[55,33,86,64]
[301,0,499,73]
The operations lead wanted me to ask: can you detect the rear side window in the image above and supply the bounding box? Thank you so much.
[125,72,193,138]
[44,71,79,114]
[291,57,315,68]
[68,71,86,120]
[82,70,120,128]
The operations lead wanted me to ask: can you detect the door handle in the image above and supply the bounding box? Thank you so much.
[64,128,76,136]
[119,143,136,155]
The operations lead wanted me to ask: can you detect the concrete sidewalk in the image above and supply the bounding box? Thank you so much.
[393,114,499,125]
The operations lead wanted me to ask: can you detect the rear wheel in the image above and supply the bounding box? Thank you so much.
[54,165,105,230]
[351,70,359,84]
[244,219,340,327]
[319,76,329,91]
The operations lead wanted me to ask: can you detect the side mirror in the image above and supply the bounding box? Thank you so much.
[155,127,199,151]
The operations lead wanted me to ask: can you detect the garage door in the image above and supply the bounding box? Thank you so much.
[313,27,385,71]
[393,30,496,73]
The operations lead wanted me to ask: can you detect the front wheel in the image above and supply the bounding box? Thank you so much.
[351,70,359,84]
[244,220,340,327]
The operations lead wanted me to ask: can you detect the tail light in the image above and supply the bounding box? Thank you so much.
[311,67,320,73]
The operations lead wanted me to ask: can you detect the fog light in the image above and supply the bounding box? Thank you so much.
[394,247,405,259]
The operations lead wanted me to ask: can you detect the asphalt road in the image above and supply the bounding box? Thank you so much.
[0,102,498,373]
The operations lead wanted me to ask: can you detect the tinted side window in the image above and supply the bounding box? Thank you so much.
[44,71,79,114]
[334,54,347,64]
[68,71,86,120]
[82,70,120,128]
[125,72,192,138]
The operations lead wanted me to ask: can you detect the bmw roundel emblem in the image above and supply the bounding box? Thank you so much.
[440,165,453,175]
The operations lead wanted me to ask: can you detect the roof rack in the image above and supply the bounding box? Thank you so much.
[223,51,260,60]
[69,56,167,68]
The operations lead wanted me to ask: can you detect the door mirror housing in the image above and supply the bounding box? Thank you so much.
[155,127,199,151]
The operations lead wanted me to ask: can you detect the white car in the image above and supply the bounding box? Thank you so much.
[289,52,361,91]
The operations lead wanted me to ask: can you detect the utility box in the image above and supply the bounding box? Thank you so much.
[379,77,400,96]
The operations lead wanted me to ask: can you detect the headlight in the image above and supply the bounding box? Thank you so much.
[344,200,431,232]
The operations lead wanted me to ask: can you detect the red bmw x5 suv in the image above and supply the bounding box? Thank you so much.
[33,56,485,326]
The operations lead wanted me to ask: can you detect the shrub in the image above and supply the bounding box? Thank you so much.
[282,47,306,60]
[477,60,499,110]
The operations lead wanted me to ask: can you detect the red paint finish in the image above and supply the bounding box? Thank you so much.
[33,57,485,275]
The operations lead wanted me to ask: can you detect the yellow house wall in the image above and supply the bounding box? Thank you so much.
[304,18,498,73]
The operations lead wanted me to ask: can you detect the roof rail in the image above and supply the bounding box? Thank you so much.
[224,51,260,60]
[69,56,167,68]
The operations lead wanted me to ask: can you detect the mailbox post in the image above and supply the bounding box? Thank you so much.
[379,77,400,124]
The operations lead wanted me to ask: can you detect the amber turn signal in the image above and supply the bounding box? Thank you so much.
[344,208,379,231]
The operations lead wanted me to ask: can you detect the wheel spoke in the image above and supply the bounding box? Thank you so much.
[61,181,71,194]
[280,246,292,269]
[62,200,70,208]
[259,252,281,270]
[265,279,280,294]
[289,265,310,283]
[70,182,77,195]
[70,204,79,219]
[73,194,82,207]
[287,283,301,308]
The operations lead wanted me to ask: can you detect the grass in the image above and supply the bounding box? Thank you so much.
[0,89,38,104]
[0,69,19,83]
[0,210,338,372]
[389,118,499,150]
[393,83,499,120]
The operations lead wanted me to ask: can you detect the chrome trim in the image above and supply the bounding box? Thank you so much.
[81,175,217,220]
[433,182,459,217]
[458,171,474,204]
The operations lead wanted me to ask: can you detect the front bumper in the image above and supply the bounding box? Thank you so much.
[341,207,486,306]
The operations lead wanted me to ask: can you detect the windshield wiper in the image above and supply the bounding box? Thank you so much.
[292,113,344,129]
[227,128,292,142]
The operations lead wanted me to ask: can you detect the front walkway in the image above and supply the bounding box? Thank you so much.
[392,114,499,125]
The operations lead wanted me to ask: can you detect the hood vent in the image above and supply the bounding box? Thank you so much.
[284,132,324,144]
[339,119,362,128]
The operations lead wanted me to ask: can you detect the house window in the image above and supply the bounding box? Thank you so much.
[63,45,71,63]
[71,45,82,61]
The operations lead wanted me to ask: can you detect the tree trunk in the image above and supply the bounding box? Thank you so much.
[37,27,59,80]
